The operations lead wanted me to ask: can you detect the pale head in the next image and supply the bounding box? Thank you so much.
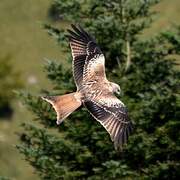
[110,82,121,95]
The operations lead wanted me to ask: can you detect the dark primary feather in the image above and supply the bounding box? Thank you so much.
[84,99,133,150]
[67,24,103,88]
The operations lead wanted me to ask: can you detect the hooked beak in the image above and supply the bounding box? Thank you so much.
[116,88,121,95]
[116,91,120,95]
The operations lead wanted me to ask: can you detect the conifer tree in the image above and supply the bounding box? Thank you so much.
[18,0,180,179]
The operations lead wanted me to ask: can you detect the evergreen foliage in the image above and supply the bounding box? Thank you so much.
[18,0,180,179]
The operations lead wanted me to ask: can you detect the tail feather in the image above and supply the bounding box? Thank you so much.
[42,92,82,124]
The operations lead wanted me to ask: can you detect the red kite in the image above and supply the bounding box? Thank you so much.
[42,25,133,149]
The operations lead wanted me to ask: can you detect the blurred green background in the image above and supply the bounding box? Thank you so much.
[0,0,179,179]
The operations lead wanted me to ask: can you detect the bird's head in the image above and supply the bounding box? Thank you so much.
[110,82,121,95]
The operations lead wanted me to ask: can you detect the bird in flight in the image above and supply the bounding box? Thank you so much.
[42,24,133,150]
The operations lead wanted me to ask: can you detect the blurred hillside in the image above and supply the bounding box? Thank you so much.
[0,0,179,179]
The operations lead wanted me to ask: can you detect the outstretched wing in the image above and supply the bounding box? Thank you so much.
[84,94,133,150]
[67,24,106,88]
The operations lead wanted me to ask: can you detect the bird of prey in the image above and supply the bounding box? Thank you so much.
[42,24,133,149]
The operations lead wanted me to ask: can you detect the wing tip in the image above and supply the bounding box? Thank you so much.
[67,24,93,42]
[114,121,134,151]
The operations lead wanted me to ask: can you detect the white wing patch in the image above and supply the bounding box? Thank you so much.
[83,54,105,81]
[98,96,125,108]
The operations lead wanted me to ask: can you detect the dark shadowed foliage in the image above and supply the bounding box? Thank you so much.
[0,55,22,119]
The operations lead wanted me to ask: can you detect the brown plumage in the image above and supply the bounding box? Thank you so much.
[42,24,133,150]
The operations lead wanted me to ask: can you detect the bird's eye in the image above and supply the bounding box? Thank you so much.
[116,89,121,95]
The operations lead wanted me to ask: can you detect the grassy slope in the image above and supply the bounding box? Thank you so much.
[0,0,179,179]
[0,0,64,91]
[0,0,61,179]
[144,0,180,36]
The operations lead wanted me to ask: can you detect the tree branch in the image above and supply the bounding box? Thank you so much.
[125,39,131,71]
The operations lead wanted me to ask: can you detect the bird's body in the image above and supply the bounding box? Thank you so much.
[42,24,133,149]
